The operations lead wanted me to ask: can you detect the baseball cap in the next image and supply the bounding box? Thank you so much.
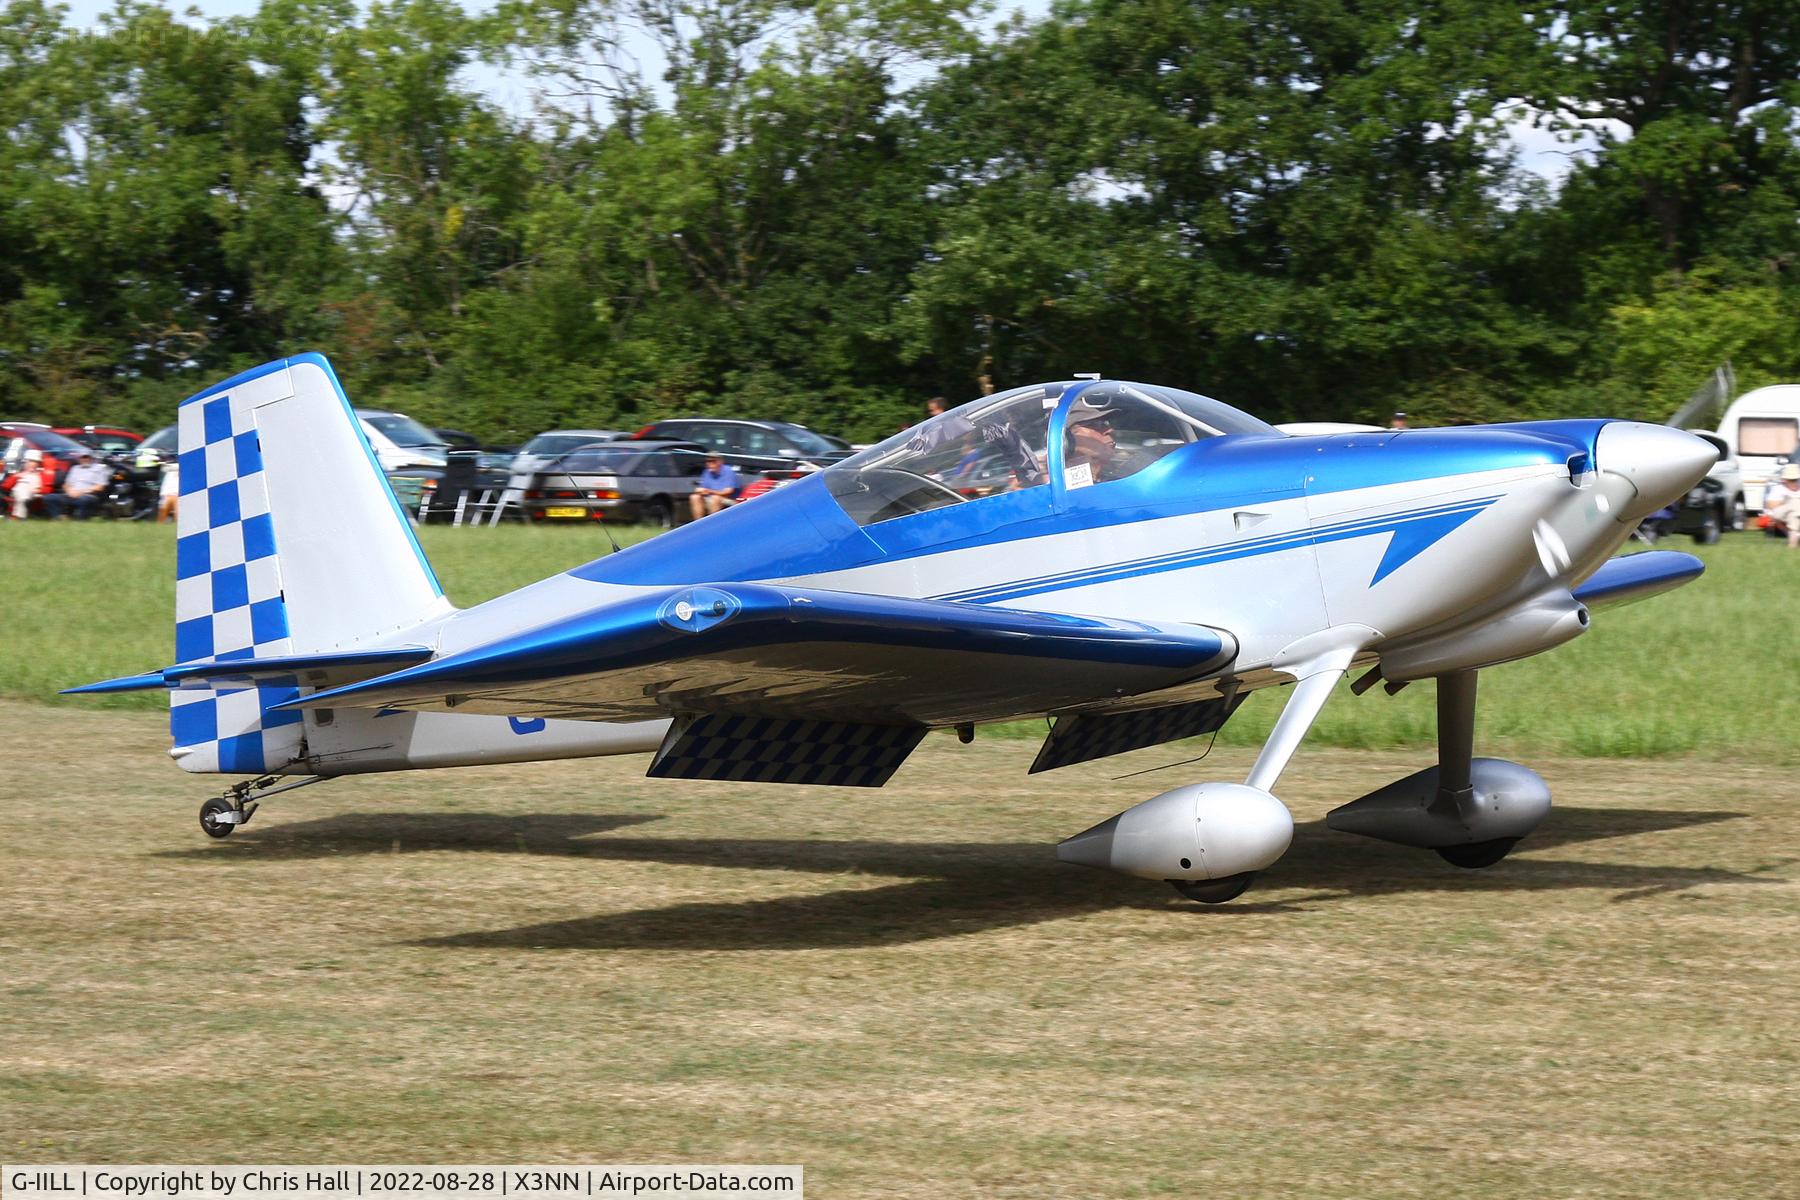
[1066,398,1117,428]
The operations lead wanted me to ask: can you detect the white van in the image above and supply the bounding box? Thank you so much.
[1717,385,1800,512]
[355,408,449,471]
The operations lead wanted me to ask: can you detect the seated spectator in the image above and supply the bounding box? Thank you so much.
[43,451,110,519]
[1766,462,1800,549]
[5,449,54,520]
[689,454,742,520]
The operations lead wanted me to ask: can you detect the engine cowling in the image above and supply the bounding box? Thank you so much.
[1057,783,1294,881]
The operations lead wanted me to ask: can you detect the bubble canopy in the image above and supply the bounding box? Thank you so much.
[823,380,1280,527]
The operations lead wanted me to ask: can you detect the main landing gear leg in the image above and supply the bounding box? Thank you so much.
[198,774,329,838]
[1327,668,1552,862]
[1430,671,1516,868]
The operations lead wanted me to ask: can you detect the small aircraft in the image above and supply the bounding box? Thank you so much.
[71,354,1715,903]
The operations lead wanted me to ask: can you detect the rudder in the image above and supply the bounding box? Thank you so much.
[169,353,452,773]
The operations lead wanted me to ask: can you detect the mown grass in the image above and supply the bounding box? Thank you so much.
[2,703,1796,1196]
[2,519,1790,761]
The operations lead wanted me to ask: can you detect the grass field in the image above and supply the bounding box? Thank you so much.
[3,520,1796,762]
[2,520,1798,1192]
[1,703,1796,1196]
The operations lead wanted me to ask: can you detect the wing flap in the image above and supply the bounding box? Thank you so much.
[280,584,1238,727]
[649,712,928,787]
[1030,688,1248,773]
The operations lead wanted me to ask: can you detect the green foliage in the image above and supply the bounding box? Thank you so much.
[1602,263,1800,418]
[3,0,1800,435]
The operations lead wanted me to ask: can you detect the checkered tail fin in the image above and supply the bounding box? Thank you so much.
[169,353,453,774]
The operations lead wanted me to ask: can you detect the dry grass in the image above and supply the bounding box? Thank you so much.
[2,700,1796,1196]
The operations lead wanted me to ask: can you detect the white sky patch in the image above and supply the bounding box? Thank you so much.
[1498,102,1632,189]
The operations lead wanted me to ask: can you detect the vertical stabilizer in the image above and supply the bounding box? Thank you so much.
[169,353,453,773]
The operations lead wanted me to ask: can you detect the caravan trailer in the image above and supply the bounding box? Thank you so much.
[1718,384,1800,512]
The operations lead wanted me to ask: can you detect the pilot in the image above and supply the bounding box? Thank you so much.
[1064,398,1134,486]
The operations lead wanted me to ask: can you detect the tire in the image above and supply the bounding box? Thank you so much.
[1168,873,1256,904]
[199,798,238,839]
[1692,507,1721,545]
[650,497,675,529]
[1731,495,1747,532]
[1436,838,1517,869]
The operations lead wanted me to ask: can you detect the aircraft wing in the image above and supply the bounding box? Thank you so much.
[1572,550,1704,612]
[281,583,1238,728]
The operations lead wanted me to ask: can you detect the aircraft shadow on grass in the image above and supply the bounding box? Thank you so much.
[159,804,1772,951]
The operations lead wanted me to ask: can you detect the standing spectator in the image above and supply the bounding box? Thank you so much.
[156,454,180,523]
[6,449,53,519]
[43,451,110,519]
[1390,412,1409,430]
[1766,462,1800,549]
[689,454,742,520]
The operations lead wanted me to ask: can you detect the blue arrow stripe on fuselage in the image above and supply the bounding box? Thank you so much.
[933,495,1500,605]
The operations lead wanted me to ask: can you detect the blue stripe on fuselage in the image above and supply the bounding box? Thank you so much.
[568,420,1609,589]
[934,496,1498,604]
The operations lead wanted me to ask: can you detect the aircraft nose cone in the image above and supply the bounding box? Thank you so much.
[1596,421,1718,514]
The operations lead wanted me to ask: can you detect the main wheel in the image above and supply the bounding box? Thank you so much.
[1169,873,1256,904]
[1435,838,1517,869]
[199,797,238,839]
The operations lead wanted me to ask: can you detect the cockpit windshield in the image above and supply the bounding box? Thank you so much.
[824,380,1275,526]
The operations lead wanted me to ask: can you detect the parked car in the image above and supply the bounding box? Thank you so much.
[433,427,482,451]
[629,418,851,475]
[54,425,144,456]
[355,408,449,471]
[1638,431,1745,544]
[2,423,147,519]
[510,429,628,477]
[137,424,178,463]
[522,441,711,527]
[2,423,93,480]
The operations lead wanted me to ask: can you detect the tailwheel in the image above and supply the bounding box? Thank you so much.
[199,797,242,839]
[1169,873,1256,904]
[1435,838,1518,869]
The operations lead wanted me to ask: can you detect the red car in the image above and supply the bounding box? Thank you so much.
[54,425,144,457]
[1,422,95,479]
[2,423,96,515]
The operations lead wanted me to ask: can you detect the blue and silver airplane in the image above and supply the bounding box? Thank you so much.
[71,354,1715,902]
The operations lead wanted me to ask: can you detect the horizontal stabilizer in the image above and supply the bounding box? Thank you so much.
[1572,551,1704,612]
[64,646,434,695]
[278,583,1239,727]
